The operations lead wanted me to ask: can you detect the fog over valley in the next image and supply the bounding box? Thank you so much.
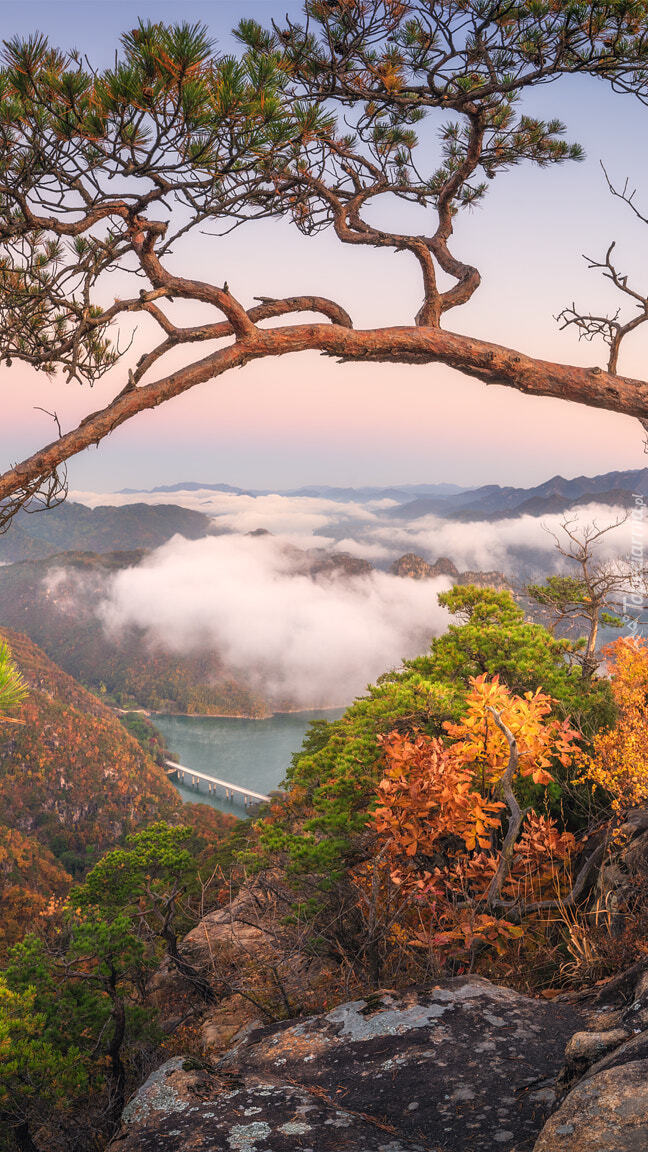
[0,470,639,715]
[92,534,452,708]
[19,471,635,711]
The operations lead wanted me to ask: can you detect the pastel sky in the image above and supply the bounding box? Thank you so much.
[2,0,648,491]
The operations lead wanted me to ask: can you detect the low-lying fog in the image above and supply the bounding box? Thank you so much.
[63,487,633,706]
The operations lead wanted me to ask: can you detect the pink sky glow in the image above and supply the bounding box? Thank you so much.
[1,1,648,490]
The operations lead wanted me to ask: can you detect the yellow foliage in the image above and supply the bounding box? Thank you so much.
[444,674,579,786]
[578,637,648,813]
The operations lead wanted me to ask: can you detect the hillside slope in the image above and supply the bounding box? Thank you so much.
[0,501,212,563]
[0,555,269,715]
[0,631,178,889]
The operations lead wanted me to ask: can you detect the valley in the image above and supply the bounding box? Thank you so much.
[0,466,639,822]
[2,11,648,1147]
[157,708,346,815]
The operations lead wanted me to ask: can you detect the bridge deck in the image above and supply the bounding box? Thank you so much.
[165,760,270,804]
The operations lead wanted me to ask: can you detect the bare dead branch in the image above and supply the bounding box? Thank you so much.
[485,707,530,907]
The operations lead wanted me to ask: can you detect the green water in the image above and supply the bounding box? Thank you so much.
[155,709,345,817]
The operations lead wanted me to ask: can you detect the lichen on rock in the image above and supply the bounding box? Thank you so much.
[110,977,582,1152]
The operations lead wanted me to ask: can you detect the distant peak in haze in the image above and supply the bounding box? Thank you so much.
[119,481,471,502]
[120,481,245,495]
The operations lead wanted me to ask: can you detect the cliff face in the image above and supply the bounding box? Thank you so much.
[391,552,459,579]
[0,628,181,948]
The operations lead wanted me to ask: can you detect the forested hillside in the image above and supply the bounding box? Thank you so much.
[0,502,212,563]
[0,628,182,950]
[0,555,269,716]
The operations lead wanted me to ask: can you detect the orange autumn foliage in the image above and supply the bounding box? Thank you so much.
[578,637,648,813]
[444,674,579,787]
[361,677,579,959]
[374,732,505,857]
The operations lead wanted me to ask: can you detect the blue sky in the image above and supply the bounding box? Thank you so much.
[1,1,648,491]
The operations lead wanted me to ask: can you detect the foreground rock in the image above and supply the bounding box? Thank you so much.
[109,978,582,1152]
[532,963,648,1151]
[533,1060,648,1151]
[149,883,330,1035]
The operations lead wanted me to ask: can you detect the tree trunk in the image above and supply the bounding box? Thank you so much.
[105,993,127,1133]
[582,615,599,680]
[9,1121,40,1152]
[162,925,217,1004]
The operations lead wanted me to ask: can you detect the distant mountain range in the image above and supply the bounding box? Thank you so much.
[0,466,641,569]
[119,468,647,519]
[387,468,648,521]
[120,481,469,502]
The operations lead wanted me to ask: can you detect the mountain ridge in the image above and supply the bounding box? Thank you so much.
[117,467,648,519]
[119,481,470,501]
[0,501,212,564]
[387,467,648,520]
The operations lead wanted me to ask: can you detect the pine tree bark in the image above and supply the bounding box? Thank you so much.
[2,320,646,517]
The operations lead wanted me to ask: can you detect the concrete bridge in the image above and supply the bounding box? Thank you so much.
[165,760,271,809]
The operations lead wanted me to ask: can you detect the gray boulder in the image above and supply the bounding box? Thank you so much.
[533,960,648,1151]
[109,978,582,1152]
[533,1059,648,1151]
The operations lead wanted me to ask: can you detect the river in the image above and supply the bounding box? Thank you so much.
[154,709,346,817]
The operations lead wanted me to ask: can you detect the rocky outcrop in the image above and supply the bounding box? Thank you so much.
[391,553,458,580]
[306,550,374,578]
[595,809,648,928]
[533,1061,648,1151]
[110,978,583,1152]
[532,964,648,1150]
[149,884,333,1044]
[391,552,509,590]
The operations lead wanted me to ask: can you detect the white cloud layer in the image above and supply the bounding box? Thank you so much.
[94,533,451,707]
[69,486,394,540]
[70,486,632,575]
[60,488,635,708]
[358,503,632,574]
